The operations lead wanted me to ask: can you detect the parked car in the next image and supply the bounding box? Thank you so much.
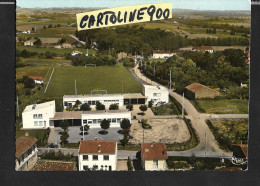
[47,143,59,148]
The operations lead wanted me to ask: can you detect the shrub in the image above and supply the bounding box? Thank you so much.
[109,104,119,110]
[126,104,133,111]
[120,118,131,130]
[96,102,105,110]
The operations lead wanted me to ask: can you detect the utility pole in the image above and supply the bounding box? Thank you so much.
[169,70,172,89]
[16,95,19,117]
[75,80,77,95]
[182,93,184,119]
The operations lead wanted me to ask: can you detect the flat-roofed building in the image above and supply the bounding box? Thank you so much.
[152,50,180,59]
[63,94,124,109]
[78,140,117,171]
[22,100,56,129]
[142,84,169,105]
[82,110,131,128]
[123,93,146,105]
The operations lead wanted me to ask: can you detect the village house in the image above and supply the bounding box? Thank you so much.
[29,76,44,84]
[24,39,36,46]
[231,144,248,166]
[185,82,220,99]
[152,50,180,59]
[78,140,117,171]
[22,100,56,129]
[15,133,38,171]
[39,37,61,47]
[141,143,168,171]
[192,46,214,53]
[142,84,169,105]
[22,30,31,34]
[62,39,77,48]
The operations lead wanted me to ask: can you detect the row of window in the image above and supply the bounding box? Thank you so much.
[83,155,109,161]
[33,114,42,119]
[64,100,120,107]
[34,121,46,126]
[153,93,161,97]
[83,165,111,171]
[82,118,125,124]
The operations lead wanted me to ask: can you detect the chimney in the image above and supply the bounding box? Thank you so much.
[98,144,101,153]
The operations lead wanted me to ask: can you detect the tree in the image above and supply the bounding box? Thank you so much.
[126,104,133,111]
[139,105,147,114]
[120,136,129,147]
[120,119,131,130]
[100,119,110,131]
[148,100,153,108]
[96,102,105,110]
[81,124,90,133]
[34,39,42,47]
[80,103,91,111]
[59,121,69,147]
[59,121,69,131]
[109,104,119,110]
[74,100,82,108]
[23,76,35,89]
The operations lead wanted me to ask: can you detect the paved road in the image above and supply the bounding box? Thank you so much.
[68,34,86,45]
[133,64,240,158]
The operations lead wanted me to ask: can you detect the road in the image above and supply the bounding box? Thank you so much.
[133,64,247,158]
[68,34,86,45]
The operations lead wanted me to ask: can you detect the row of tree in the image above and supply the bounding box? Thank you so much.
[72,54,116,66]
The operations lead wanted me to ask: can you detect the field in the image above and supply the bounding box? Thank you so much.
[192,99,248,114]
[45,65,142,97]
[19,58,72,66]
[16,129,47,139]
[16,65,51,79]
[206,119,248,151]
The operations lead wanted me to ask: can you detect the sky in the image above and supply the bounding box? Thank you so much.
[17,0,251,11]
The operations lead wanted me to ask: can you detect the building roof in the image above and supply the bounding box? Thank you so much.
[141,143,168,160]
[23,100,55,113]
[123,93,145,99]
[29,76,44,80]
[50,111,82,120]
[82,110,130,115]
[153,49,180,54]
[79,140,117,154]
[193,46,213,50]
[185,82,218,93]
[16,134,38,158]
[63,94,123,99]
[63,39,77,45]
[143,84,168,91]
[32,161,77,171]
[40,38,61,44]
[24,39,36,43]
[232,144,248,159]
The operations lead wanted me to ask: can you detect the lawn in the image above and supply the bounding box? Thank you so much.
[206,119,248,151]
[44,65,142,97]
[192,99,248,114]
[20,58,72,66]
[16,129,49,147]
[16,65,51,79]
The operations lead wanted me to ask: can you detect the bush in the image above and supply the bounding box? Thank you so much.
[127,157,134,171]
[96,102,105,110]
[120,118,131,130]
[141,119,152,129]
[80,103,91,111]
[109,104,119,110]
[126,104,133,111]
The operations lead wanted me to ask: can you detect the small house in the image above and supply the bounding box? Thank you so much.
[29,76,44,84]
[78,140,117,171]
[24,39,36,46]
[141,143,168,171]
[142,84,169,105]
[152,50,180,59]
[192,46,214,53]
[15,133,38,171]
[231,144,248,166]
[185,82,220,99]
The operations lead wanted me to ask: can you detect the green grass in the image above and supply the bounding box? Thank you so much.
[16,65,51,79]
[20,58,72,66]
[16,129,47,139]
[45,65,142,97]
[17,46,96,56]
[192,99,248,114]
[118,144,141,151]
[63,143,79,148]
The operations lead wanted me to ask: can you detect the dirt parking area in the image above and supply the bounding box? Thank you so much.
[129,118,190,144]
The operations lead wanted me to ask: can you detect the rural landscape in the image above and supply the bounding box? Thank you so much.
[16,5,249,172]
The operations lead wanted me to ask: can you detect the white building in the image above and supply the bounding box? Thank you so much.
[16,133,38,171]
[82,110,131,128]
[192,46,214,53]
[141,143,168,171]
[78,140,117,171]
[29,76,44,84]
[63,94,124,109]
[152,50,180,59]
[24,39,36,46]
[22,100,56,129]
[142,84,169,105]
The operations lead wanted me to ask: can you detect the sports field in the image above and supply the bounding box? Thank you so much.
[44,65,142,97]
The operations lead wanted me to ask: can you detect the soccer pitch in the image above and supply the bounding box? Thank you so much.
[44,65,142,97]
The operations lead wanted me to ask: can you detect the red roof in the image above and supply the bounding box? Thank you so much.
[79,140,116,154]
[232,144,248,159]
[141,143,168,160]
[64,39,77,44]
[153,50,180,54]
[193,46,213,50]
[29,76,44,80]
[185,82,218,93]
[33,161,77,171]
[16,135,38,158]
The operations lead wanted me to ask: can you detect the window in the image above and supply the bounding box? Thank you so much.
[88,101,91,105]
[112,118,116,123]
[91,101,95,105]
[93,165,98,170]
[33,114,37,119]
[44,121,46,126]
[83,165,88,171]
[38,114,42,118]
[116,118,121,123]
[98,119,101,123]
[64,102,68,106]
[101,165,104,170]
[93,119,97,124]
[93,155,98,160]
[88,120,93,124]
[83,120,88,124]
[39,121,43,126]
[34,121,38,126]
[153,93,157,97]
[103,155,109,160]
[83,155,88,160]
[108,119,111,123]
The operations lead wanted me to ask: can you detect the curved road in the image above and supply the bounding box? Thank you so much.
[134,64,234,158]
